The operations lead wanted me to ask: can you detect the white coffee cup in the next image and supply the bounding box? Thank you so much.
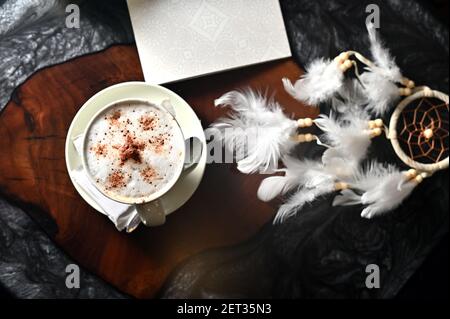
[81,98,202,226]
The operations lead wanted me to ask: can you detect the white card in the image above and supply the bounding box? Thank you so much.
[127,0,291,84]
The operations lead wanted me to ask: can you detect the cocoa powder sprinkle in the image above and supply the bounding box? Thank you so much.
[91,143,107,157]
[119,134,145,165]
[107,170,126,189]
[139,115,157,131]
[108,110,122,126]
[140,166,160,183]
[149,134,168,153]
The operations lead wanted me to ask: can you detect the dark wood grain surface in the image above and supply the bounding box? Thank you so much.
[0,45,316,298]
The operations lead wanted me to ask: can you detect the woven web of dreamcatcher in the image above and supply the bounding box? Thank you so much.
[397,97,449,164]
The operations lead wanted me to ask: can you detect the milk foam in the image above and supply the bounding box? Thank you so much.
[85,101,184,202]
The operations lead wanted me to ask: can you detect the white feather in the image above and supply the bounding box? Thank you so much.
[333,161,419,219]
[360,177,417,219]
[210,90,298,173]
[331,161,394,207]
[268,147,377,222]
[366,22,402,82]
[359,22,403,115]
[257,175,291,202]
[282,58,344,105]
[331,79,366,113]
[264,157,339,223]
[284,157,337,189]
[360,72,400,116]
[258,157,320,202]
[257,158,326,202]
[348,161,397,190]
[274,184,335,224]
[332,189,363,206]
[360,184,418,218]
[314,111,372,170]
[322,151,360,179]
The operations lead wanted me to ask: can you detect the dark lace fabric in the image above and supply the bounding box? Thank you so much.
[0,199,127,298]
[0,0,134,111]
[159,0,449,298]
[0,0,448,298]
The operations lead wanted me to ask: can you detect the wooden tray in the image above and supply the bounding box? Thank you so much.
[0,45,315,298]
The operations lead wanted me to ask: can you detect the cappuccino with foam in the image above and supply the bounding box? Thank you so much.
[84,100,185,203]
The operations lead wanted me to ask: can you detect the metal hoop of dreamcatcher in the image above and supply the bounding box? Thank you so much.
[388,88,449,177]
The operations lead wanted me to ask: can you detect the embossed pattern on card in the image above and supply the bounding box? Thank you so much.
[127,0,291,83]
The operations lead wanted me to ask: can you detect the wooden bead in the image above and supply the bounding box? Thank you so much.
[305,133,315,142]
[407,80,415,89]
[370,128,382,138]
[295,134,316,143]
[335,182,349,191]
[297,118,313,128]
[342,60,353,71]
[335,52,350,64]
[405,169,417,180]
[339,52,350,61]
[368,120,383,129]
[414,174,424,183]
[304,118,313,127]
[423,128,434,139]
[374,119,383,128]
[401,79,415,89]
[339,63,348,72]
[338,59,353,72]
[295,134,306,143]
[399,88,412,96]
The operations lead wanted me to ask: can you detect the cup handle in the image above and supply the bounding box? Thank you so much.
[135,199,166,227]
[184,136,203,170]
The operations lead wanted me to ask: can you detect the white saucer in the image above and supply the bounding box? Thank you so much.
[65,82,206,217]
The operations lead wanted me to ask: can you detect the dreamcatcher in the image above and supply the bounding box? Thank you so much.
[208,22,449,223]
